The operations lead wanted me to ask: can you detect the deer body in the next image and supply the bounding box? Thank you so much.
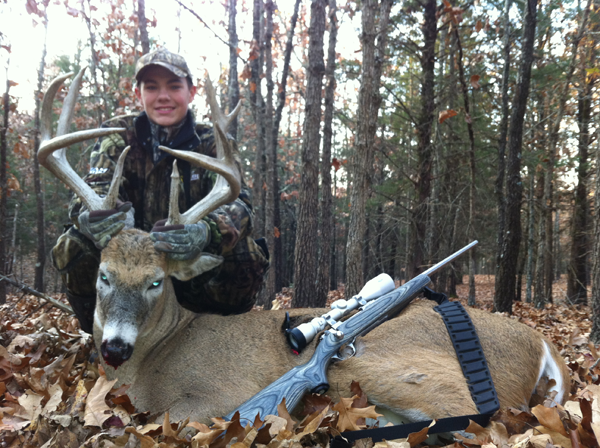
[92,230,570,424]
[39,73,569,428]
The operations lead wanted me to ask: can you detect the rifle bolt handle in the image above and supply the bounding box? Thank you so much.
[331,330,344,339]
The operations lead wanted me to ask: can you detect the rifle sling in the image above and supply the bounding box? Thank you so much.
[331,288,499,447]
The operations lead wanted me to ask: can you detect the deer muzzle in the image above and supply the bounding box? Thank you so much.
[100,337,134,368]
[100,320,139,369]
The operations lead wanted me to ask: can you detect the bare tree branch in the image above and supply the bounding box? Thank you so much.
[175,0,248,64]
[0,275,74,314]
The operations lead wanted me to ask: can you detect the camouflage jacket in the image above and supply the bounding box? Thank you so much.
[52,110,269,315]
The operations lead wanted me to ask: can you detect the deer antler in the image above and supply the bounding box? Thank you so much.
[38,68,130,211]
[162,77,242,225]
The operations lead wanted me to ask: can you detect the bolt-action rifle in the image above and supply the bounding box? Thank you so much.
[225,241,478,423]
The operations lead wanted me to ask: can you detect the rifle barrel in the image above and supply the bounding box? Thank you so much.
[421,240,478,277]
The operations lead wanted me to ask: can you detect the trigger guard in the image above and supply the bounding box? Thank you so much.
[332,341,356,361]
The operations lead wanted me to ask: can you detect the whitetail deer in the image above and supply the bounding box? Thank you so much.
[40,70,570,427]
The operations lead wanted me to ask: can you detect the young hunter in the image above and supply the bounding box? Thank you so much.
[52,48,270,333]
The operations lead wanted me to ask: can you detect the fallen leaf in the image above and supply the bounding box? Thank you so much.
[84,375,118,427]
[532,404,568,437]
[295,406,329,439]
[42,383,63,415]
[333,396,382,432]
[277,398,295,431]
[534,425,572,448]
[125,426,156,448]
[16,389,43,422]
[407,421,434,447]
[264,415,288,437]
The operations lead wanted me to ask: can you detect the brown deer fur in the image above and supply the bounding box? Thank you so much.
[93,229,570,425]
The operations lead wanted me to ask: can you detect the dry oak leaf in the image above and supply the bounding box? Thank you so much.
[531,404,568,437]
[533,425,572,448]
[42,383,63,415]
[231,427,258,448]
[264,415,289,437]
[454,420,508,446]
[333,396,382,432]
[278,398,295,432]
[294,406,330,441]
[125,426,157,448]
[438,109,458,124]
[189,420,228,446]
[84,374,118,427]
[16,389,44,423]
[379,441,409,448]
[406,421,433,447]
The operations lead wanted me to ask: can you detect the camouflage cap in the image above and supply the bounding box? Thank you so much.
[135,48,193,83]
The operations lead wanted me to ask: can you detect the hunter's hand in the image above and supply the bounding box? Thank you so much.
[150,220,211,261]
[78,201,133,250]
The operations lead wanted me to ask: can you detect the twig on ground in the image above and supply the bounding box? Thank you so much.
[0,274,73,314]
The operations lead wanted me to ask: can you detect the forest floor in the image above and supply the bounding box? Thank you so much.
[0,275,598,448]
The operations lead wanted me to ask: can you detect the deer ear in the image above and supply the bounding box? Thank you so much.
[169,254,224,281]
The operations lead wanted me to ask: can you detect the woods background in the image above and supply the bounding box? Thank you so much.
[0,0,598,333]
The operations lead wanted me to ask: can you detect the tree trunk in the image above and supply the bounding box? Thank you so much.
[317,0,338,306]
[251,0,266,236]
[525,173,536,303]
[534,166,546,308]
[537,0,590,307]
[494,0,512,294]
[408,0,437,279]
[83,0,104,125]
[0,70,10,304]
[261,0,276,307]
[137,0,150,54]
[272,0,301,292]
[590,121,600,343]
[493,0,537,313]
[567,55,594,304]
[453,28,477,306]
[345,0,392,297]
[292,0,326,308]
[227,0,240,140]
[33,20,49,292]
[331,169,338,291]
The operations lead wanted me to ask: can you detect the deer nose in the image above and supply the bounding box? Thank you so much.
[100,338,134,368]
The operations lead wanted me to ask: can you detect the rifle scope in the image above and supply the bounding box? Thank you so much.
[286,273,395,352]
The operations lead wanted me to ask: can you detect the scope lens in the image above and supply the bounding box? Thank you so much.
[286,328,307,352]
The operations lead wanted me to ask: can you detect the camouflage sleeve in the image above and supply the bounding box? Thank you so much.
[200,133,254,254]
[51,225,100,297]
[55,121,128,293]
[68,129,128,224]
[176,131,269,314]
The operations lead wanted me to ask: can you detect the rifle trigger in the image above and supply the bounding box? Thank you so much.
[332,339,357,361]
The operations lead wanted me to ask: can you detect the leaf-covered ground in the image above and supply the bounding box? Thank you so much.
[0,276,598,448]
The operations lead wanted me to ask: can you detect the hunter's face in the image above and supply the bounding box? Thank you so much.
[135,66,196,127]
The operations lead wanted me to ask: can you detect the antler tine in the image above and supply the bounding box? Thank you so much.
[38,69,127,211]
[204,77,242,147]
[160,76,242,226]
[168,161,182,225]
[56,67,85,136]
